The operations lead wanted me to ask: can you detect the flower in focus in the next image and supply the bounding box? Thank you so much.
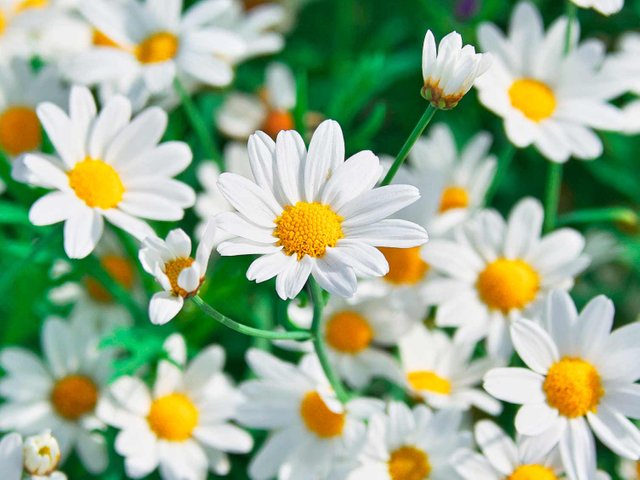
[571,0,624,15]
[0,431,67,480]
[484,290,640,479]
[97,334,253,479]
[14,86,195,259]
[421,29,491,109]
[140,219,217,325]
[423,197,589,358]
[216,119,429,299]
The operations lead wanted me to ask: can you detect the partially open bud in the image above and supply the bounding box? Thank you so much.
[23,431,61,476]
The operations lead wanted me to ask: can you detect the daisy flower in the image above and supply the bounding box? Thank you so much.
[398,324,502,415]
[423,197,589,358]
[97,334,253,479]
[236,349,383,480]
[571,0,623,15]
[0,431,67,480]
[0,316,112,474]
[139,219,217,325]
[347,401,472,480]
[421,30,491,109]
[475,1,625,163]
[13,85,195,259]
[216,119,429,300]
[241,0,313,32]
[484,290,640,479]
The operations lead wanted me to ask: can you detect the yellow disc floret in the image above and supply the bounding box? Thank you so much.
[263,110,295,139]
[68,158,125,209]
[508,464,558,480]
[299,391,345,438]
[16,0,48,11]
[148,393,199,441]
[50,375,98,420]
[439,186,469,213]
[325,310,374,354]
[0,12,6,35]
[509,79,557,122]
[85,254,135,303]
[0,106,42,155]
[544,357,604,418]
[407,370,452,395]
[379,246,429,285]
[476,258,540,313]
[136,32,179,64]
[388,446,431,480]
[164,257,196,297]
[274,202,344,260]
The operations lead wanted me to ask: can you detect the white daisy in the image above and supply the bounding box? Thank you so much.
[347,401,472,480]
[423,197,589,358]
[236,349,383,480]
[398,324,502,415]
[571,0,624,15]
[97,334,253,479]
[0,431,67,480]
[139,219,217,325]
[0,316,112,474]
[475,1,625,162]
[216,119,429,300]
[13,85,195,259]
[484,290,640,480]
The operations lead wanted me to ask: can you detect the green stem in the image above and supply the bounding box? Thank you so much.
[381,105,437,186]
[485,143,516,205]
[558,207,637,227]
[192,295,312,341]
[308,278,350,404]
[293,69,308,140]
[543,162,563,233]
[564,1,578,55]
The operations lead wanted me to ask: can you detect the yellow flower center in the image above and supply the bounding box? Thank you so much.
[15,0,48,12]
[299,391,345,438]
[0,106,42,156]
[508,464,558,480]
[148,393,199,441]
[476,258,540,313]
[136,32,179,64]
[262,110,295,139]
[274,202,344,260]
[509,79,556,122]
[92,29,121,48]
[68,158,125,209]
[439,186,469,213]
[407,370,452,395]
[379,246,430,285]
[325,310,374,354]
[50,375,98,420]
[0,12,6,35]
[244,0,268,9]
[636,461,640,478]
[85,254,135,303]
[543,357,604,418]
[164,257,196,297]
[388,446,431,480]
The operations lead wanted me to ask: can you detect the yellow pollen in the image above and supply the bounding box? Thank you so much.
[299,391,345,438]
[325,310,374,354]
[68,158,124,209]
[50,375,98,420]
[476,258,540,313]
[0,106,42,156]
[379,246,429,285]
[439,186,469,213]
[92,29,121,48]
[508,464,558,480]
[164,257,197,297]
[85,255,135,303]
[0,12,6,36]
[407,370,452,395]
[274,202,344,260]
[262,110,295,139]
[509,79,556,122]
[388,446,431,480]
[543,357,604,418]
[148,393,199,441]
[15,0,48,12]
[136,32,179,64]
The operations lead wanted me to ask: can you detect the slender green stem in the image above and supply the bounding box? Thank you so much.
[543,162,563,233]
[192,295,312,341]
[308,278,350,404]
[381,105,437,186]
[564,2,578,55]
[485,143,516,205]
[558,207,637,227]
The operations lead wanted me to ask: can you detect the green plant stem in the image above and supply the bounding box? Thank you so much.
[558,207,638,227]
[564,1,578,55]
[543,162,563,233]
[381,105,437,186]
[192,295,312,341]
[308,278,350,404]
[485,143,516,205]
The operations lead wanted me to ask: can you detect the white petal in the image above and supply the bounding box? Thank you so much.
[340,185,421,227]
[559,418,597,480]
[511,319,559,374]
[64,209,104,259]
[474,420,518,475]
[515,402,559,436]
[483,368,545,404]
[304,120,344,201]
[149,292,183,325]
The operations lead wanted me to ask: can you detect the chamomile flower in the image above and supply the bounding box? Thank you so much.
[221,0,286,58]
[347,401,472,480]
[0,431,67,480]
[398,324,502,415]
[423,197,589,358]
[475,1,625,162]
[216,119,429,300]
[571,0,624,15]
[484,290,640,480]
[421,30,491,109]
[139,219,217,325]
[97,334,253,479]
[14,86,195,259]
[237,349,383,480]
[0,316,112,474]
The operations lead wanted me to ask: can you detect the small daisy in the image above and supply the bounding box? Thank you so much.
[236,349,383,480]
[216,119,429,299]
[571,0,623,15]
[423,197,589,358]
[398,324,502,415]
[0,431,67,480]
[484,290,640,479]
[347,401,472,480]
[0,316,112,474]
[97,334,253,479]
[13,85,195,259]
[475,1,624,162]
